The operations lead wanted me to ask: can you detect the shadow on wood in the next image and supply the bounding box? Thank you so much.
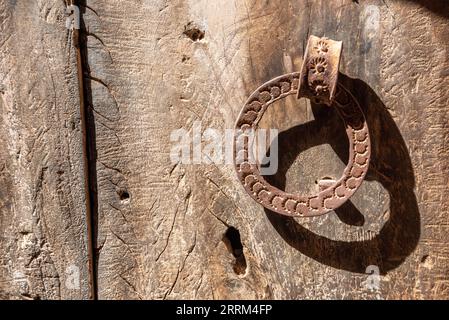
[77,0,99,298]
[402,0,449,18]
[263,74,420,275]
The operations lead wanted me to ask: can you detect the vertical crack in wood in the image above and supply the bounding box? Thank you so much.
[72,0,98,300]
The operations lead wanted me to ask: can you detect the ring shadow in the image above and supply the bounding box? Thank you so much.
[402,0,449,19]
[262,74,420,275]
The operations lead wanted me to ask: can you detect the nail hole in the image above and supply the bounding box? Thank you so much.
[222,227,247,275]
[183,22,205,41]
[118,189,130,201]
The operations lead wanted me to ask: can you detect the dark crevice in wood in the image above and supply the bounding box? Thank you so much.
[223,227,247,275]
[73,0,99,300]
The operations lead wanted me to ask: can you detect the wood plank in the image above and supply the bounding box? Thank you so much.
[84,0,449,299]
[0,0,92,299]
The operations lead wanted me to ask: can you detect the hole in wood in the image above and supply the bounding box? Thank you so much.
[118,189,130,202]
[183,22,205,41]
[222,227,247,275]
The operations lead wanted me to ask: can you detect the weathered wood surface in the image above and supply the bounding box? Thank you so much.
[83,0,449,299]
[1,0,448,300]
[0,1,91,299]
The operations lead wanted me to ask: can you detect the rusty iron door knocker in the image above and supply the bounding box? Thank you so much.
[233,35,371,217]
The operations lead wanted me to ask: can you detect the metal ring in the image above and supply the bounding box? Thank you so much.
[233,72,371,217]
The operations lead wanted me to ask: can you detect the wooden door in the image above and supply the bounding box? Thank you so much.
[0,0,448,299]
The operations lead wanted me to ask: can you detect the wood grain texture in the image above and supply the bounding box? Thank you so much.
[1,0,446,300]
[0,0,91,299]
[81,0,449,299]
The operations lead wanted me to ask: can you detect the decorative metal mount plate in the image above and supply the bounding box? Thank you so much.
[233,36,371,217]
[298,35,342,106]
